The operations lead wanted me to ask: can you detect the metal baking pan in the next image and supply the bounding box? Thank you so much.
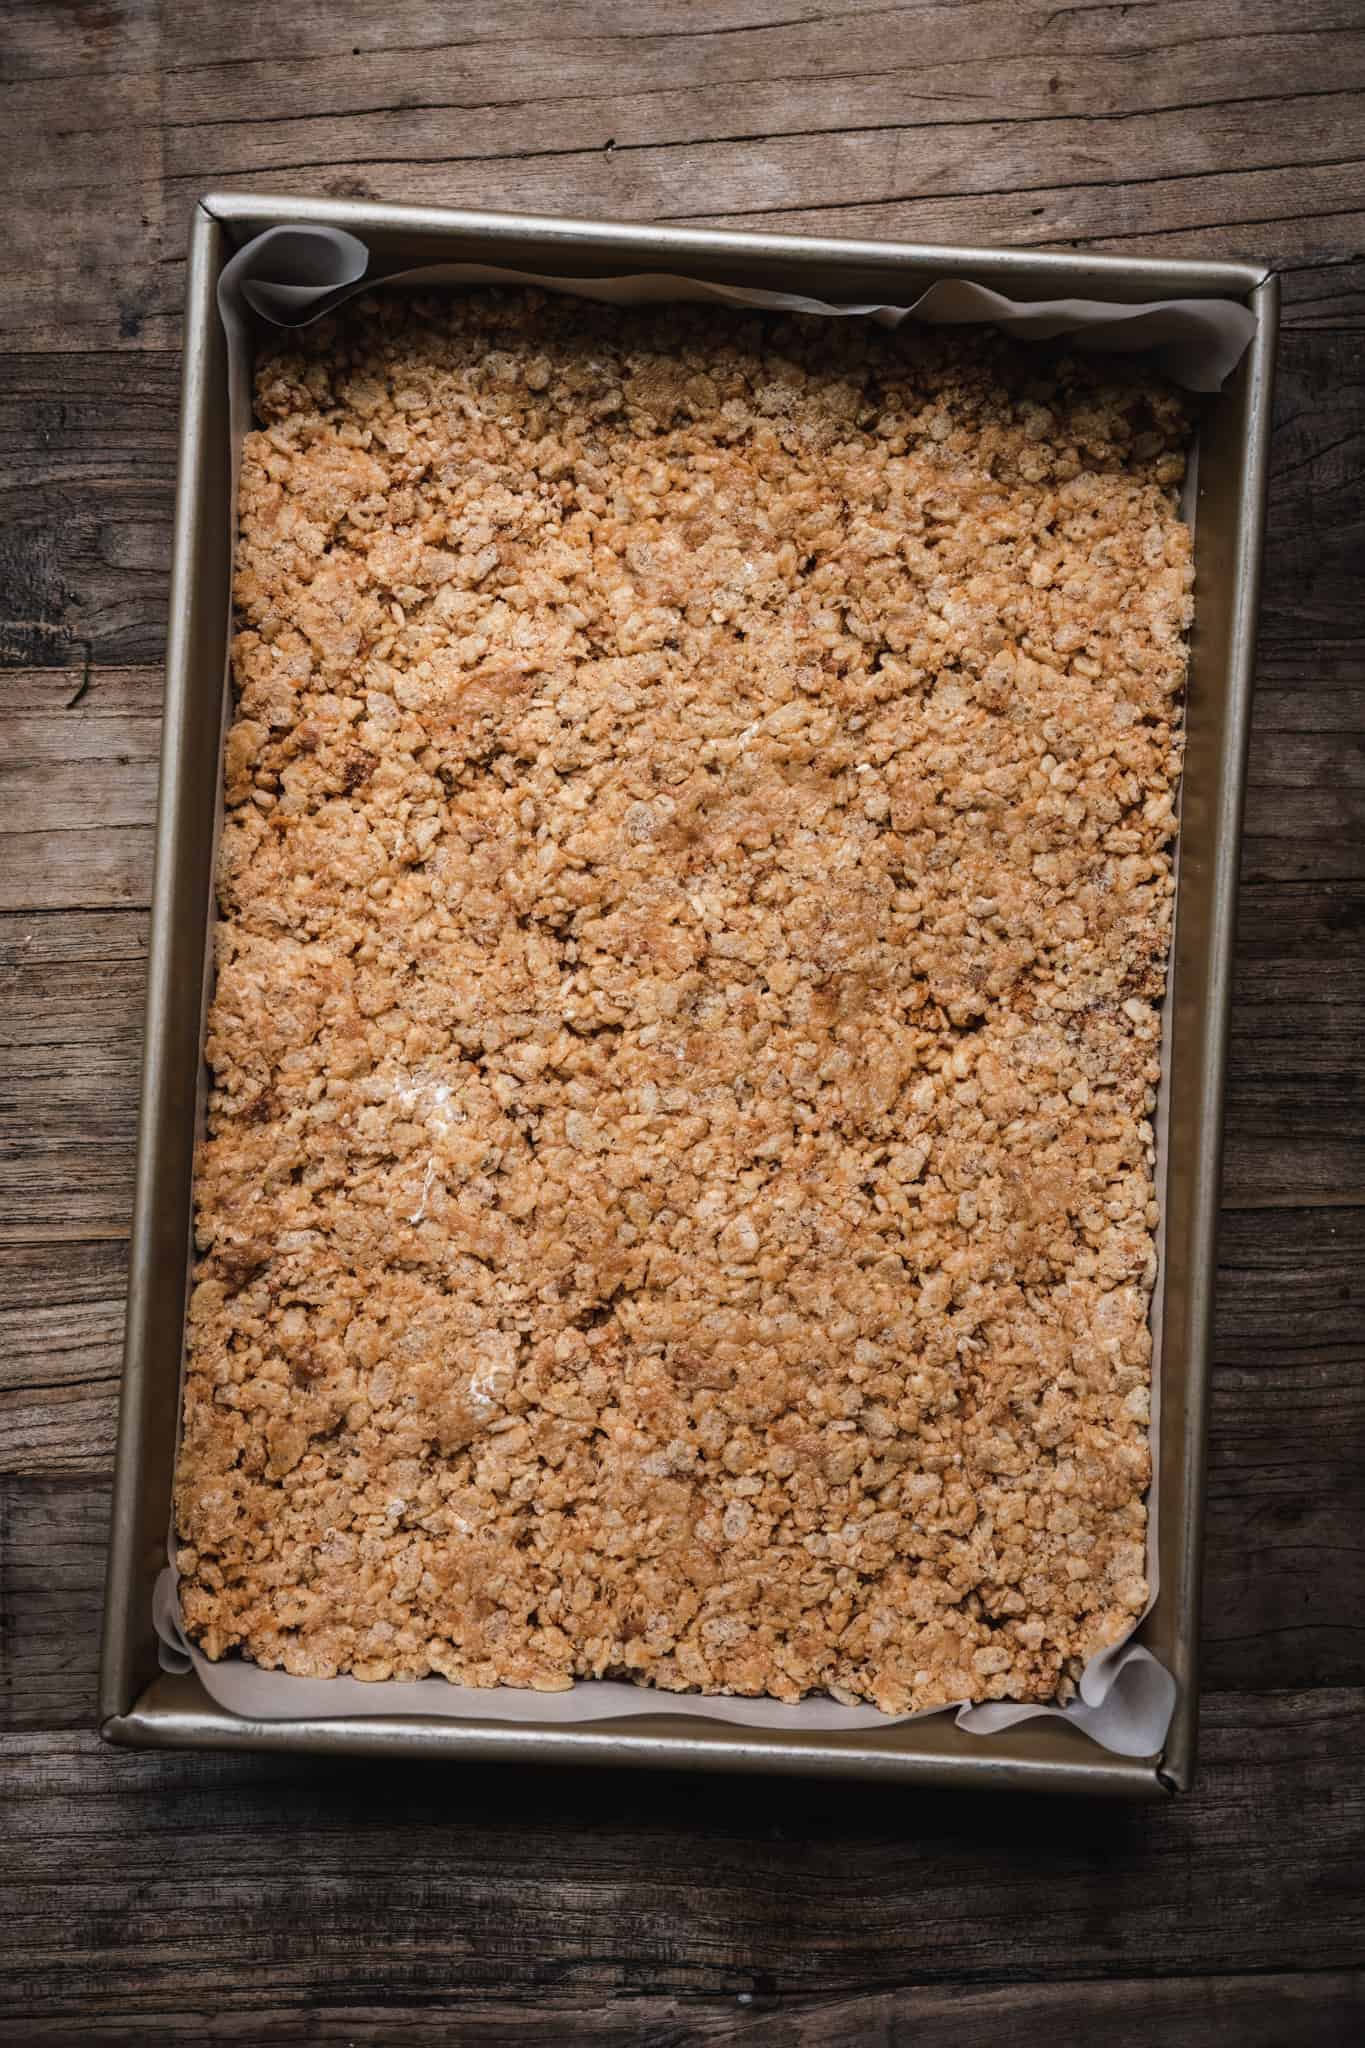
[99,192,1276,1795]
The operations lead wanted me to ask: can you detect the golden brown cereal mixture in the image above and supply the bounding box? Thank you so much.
[175,289,1192,1713]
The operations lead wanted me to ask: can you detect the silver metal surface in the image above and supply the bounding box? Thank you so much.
[100,194,1277,1794]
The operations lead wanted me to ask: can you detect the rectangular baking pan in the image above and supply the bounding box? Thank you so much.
[99,192,1277,1795]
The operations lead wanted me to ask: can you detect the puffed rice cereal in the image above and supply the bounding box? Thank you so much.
[174,289,1191,1713]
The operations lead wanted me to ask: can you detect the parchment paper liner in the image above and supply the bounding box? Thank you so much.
[155,224,1252,1757]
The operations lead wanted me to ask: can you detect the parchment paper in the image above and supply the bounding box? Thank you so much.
[155,223,1254,1758]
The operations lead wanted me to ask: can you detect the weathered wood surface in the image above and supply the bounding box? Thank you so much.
[0,1693,1363,2042]
[1,1,1362,2041]
[7,1979,1365,2048]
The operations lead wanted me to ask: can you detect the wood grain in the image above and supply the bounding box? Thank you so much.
[0,918,146,1242]
[0,1474,111,1729]
[1,1,1363,2040]
[7,1975,1365,2048]
[0,357,177,667]
[0,0,171,355]
[1,1692,1363,2027]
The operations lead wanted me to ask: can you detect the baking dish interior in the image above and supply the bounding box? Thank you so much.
[99,198,1275,1794]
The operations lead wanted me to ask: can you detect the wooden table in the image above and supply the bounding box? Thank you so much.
[2,3,1362,2041]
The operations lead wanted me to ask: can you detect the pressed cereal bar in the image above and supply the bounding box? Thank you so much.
[175,290,1191,1712]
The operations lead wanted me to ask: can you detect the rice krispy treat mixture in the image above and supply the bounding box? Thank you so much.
[175,288,1192,1713]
